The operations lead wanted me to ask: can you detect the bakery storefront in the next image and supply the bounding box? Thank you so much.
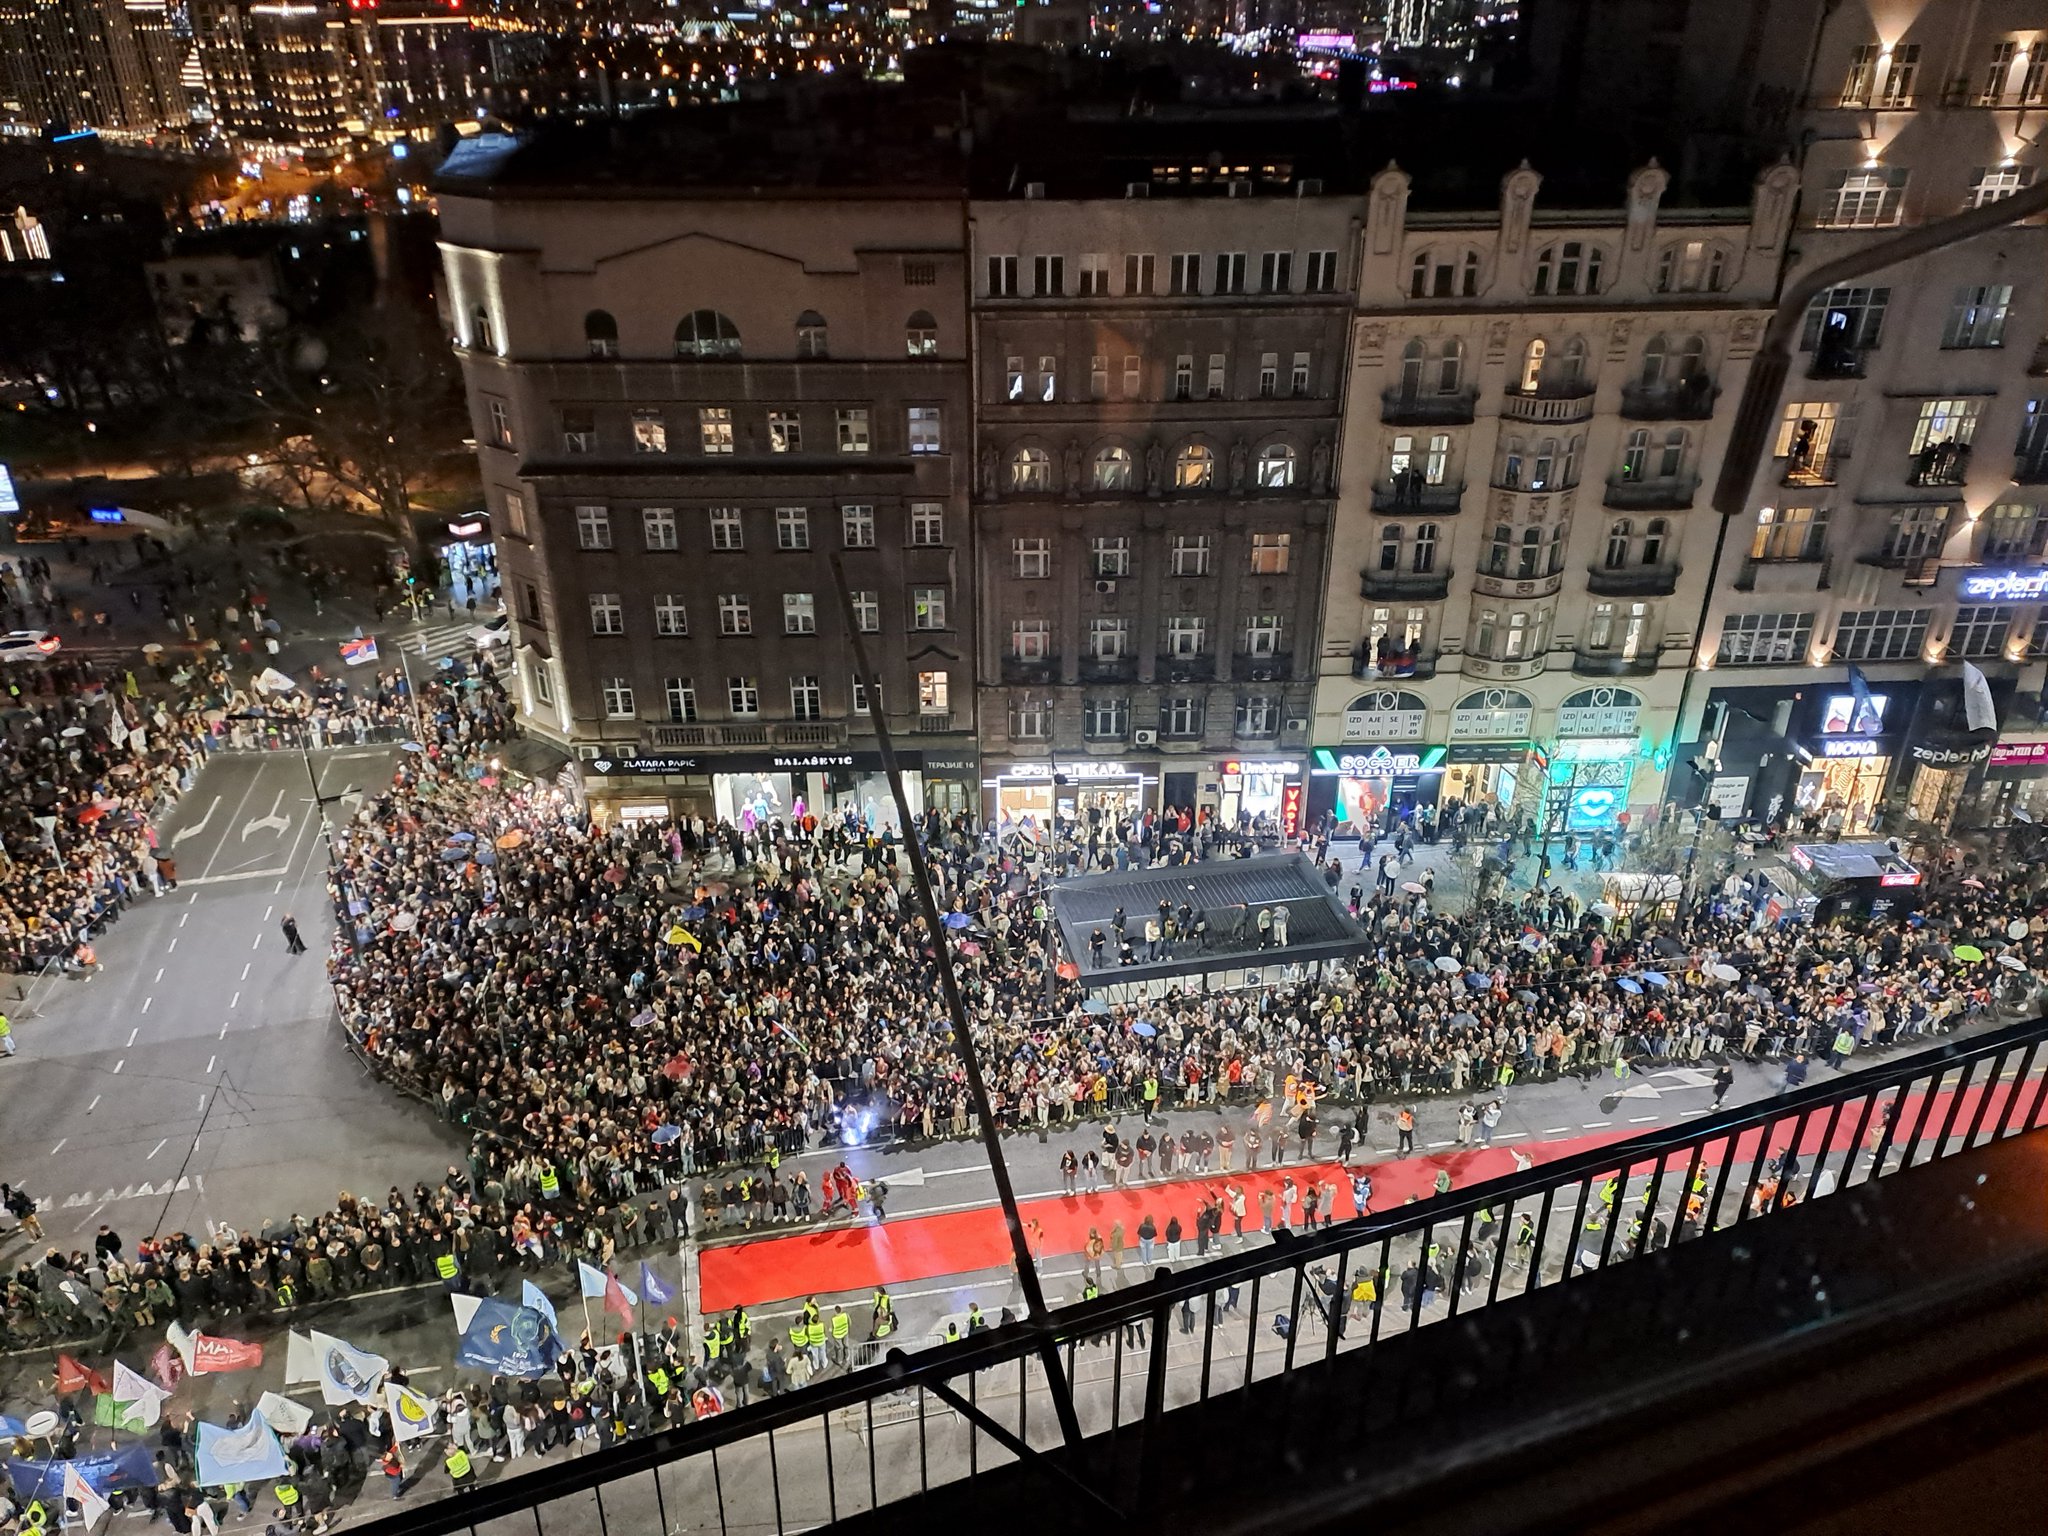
[984,758,1158,834]
[582,748,977,832]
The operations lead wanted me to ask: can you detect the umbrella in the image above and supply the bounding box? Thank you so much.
[1616,976,1643,994]
[1709,962,1740,982]
[2010,920,2031,940]
[1513,988,1538,1004]
[1131,1020,1157,1038]
[1401,881,1426,894]
[448,831,477,844]
[1641,970,1670,989]
[1450,1010,1477,1030]
[1464,972,1489,990]
[1433,956,1460,973]
[477,847,496,866]
[1962,877,1986,889]
[495,829,526,849]
[1953,944,1986,962]
[681,905,706,920]
[140,643,164,655]
[400,742,426,753]
[1590,901,1619,920]
[1998,952,2028,972]
[651,1125,682,1145]
[629,1008,656,1029]
[1407,957,1432,976]
[439,847,468,863]
[74,804,106,823]
[1081,997,1109,1015]
[1057,961,1081,981]
[389,911,417,932]
[60,725,85,739]
[1747,982,1774,1002]
[943,912,972,930]
[959,940,982,957]
[346,899,367,916]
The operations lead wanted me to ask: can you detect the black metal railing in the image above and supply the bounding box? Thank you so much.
[337,1012,2048,1536]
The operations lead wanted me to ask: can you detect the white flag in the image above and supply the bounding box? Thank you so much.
[112,1361,169,1428]
[255,1392,313,1437]
[166,1320,196,1373]
[450,1292,484,1333]
[384,1382,435,1444]
[310,1330,389,1406]
[284,1330,319,1385]
[64,1461,109,1531]
[1963,661,2000,734]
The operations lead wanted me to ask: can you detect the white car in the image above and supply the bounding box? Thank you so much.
[468,614,510,650]
[0,630,60,661]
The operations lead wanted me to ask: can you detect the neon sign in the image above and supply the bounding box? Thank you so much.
[1959,570,2048,602]
[1820,739,1881,758]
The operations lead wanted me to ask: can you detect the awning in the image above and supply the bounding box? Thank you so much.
[496,734,574,782]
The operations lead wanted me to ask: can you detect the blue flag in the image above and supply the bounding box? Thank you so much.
[576,1259,609,1299]
[520,1279,559,1331]
[456,1297,561,1379]
[194,1412,289,1488]
[638,1261,675,1307]
[6,1443,156,1504]
[1846,665,1881,734]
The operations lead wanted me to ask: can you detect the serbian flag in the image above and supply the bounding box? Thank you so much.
[577,1261,637,1322]
[55,1353,112,1398]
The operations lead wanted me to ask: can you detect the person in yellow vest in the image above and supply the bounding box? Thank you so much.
[274,1480,301,1521]
[730,1306,751,1361]
[25,1499,49,1530]
[444,1445,476,1491]
[646,1361,671,1402]
[803,1311,826,1371]
[539,1164,561,1201]
[434,1249,460,1291]
[702,1313,723,1368]
[0,1010,15,1058]
[870,1287,895,1340]
[828,1304,850,1367]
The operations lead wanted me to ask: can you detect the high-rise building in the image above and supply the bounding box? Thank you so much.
[190,0,354,152]
[338,0,486,131]
[0,0,189,131]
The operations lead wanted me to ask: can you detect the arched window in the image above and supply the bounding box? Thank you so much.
[1399,337,1426,394]
[1256,444,1296,489]
[1409,248,1482,298]
[1545,519,1570,574]
[1434,337,1465,393]
[1486,522,1513,575]
[1639,333,1668,388]
[1558,336,1588,385]
[1660,427,1690,478]
[1675,333,1707,381]
[1176,443,1215,490]
[1533,242,1605,297]
[1531,437,1557,490]
[1606,519,1633,568]
[795,310,828,358]
[1408,251,1430,300]
[583,309,618,359]
[1092,445,1134,491]
[1498,434,1525,489]
[1010,447,1052,493]
[1644,517,1669,565]
[1516,526,1542,578]
[1519,338,1546,393]
[470,305,495,354]
[676,310,741,358]
[906,310,938,357]
[1656,240,1730,294]
[1621,428,1651,480]
[1562,434,1582,487]
[1413,521,1439,572]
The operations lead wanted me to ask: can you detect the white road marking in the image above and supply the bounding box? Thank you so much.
[126,1028,138,1047]
[196,1093,207,1112]
[1581,1120,1610,1128]
[1495,1132,1526,1141]
[274,880,284,894]
[205,1055,215,1074]
[1679,1108,1710,1117]
[73,1202,106,1233]
[49,1139,65,1156]
[179,866,290,888]
[113,1059,124,1073]
[251,933,262,950]
[1428,1140,1454,1149]
[178,913,188,929]
[1628,1115,1659,1123]
[241,963,251,981]
[1543,1126,1571,1134]
[218,1023,228,1039]
[240,786,291,842]
[230,993,239,1008]
[925,1166,984,1179]
[264,906,273,922]
[153,968,163,984]
[87,1095,100,1113]
[141,997,153,1013]
[148,1140,168,1159]
[169,795,221,848]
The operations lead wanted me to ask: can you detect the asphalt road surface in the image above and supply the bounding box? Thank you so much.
[0,746,463,1246]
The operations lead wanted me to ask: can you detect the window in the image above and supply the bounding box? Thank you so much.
[1123,355,1143,399]
[470,305,494,353]
[829,507,871,555]
[1259,250,1292,294]
[1291,352,1311,397]
[782,593,817,634]
[1801,286,1889,355]
[1172,535,1212,576]
[728,677,760,717]
[1093,446,1134,491]
[908,406,942,454]
[1217,252,1247,294]
[910,586,948,630]
[1981,502,2042,560]
[654,595,688,636]
[1013,536,1051,578]
[1472,609,1497,658]
[2020,401,2048,478]
[664,678,697,723]
[718,594,752,636]
[850,676,871,716]
[1884,504,1949,559]
[1413,522,1439,572]
[1244,615,1283,657]
[768,409,802,453]
[520,582,540,624]
[775,506,810,551]
[1379,527,1402,573]
[1010,698,1049,740]
[1968,165,2035,208]
[790,675,823,720]
[1256,445,1296,489]
[589,593,623,635]
[1206,353,1227,398]
[1091,536,1131,578]
[1832,607,1931,661]
[1409,248,1481,298]
[1654,241,1728,295]
[1716,611,1814,666]
[1011,618,1050,659]
[1165,616,1207,657]
[988,255,1019,297]
[1125,253,1155,295]
[530,656,553,707]
[851,591,880,633]
[1176,443,1215,490]
[918,671,950,714]
[835,408,870,454]
[1532,241,1604,296]
[906,310,938,356]
[699,407,734,455]
[677,310,741,358]
[1091,355,1110,400]
[1840,42,1879,105]
[1878,42,1919,106]
[575,505,612,550]
[1036,357,1058,404]
[1162,695,1204,737]
[1169,252,1202,296]
[1011,447,1053,493]
[503,490,528,541]
[1817,169,1907,229]
[2027,45,2048,104]
[909,503,944,546]
[1751,504,1829,562]
[1089,618,1129,660]
[642,507,677,550]
[1910,399,1982,480]
[709,507,744,551]
[601,678,635,718]
[1944,284,2013,348]
[1173,355,1194,400]
[1305,249,1339,293]
[1247,531,1292,574]
[1259,353,1278,398]
[1620,428,1651,482]
[1078,253,1109,296]
[1032,255,1065,297]
[795,310,828,358]
[1952,605,2015,659]
[1084,696,1128,740]
[1006,356,1025,400]
[488,400,513,448]
[584,310,618,358]
[1604,519,1633,569]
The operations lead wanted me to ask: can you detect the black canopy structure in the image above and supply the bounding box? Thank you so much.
[1048,852,1372,991]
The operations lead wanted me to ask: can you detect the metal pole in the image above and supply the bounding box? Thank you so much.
[827,555,1086,1452]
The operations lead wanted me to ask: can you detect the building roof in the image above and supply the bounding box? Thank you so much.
[1049,852,1371,990]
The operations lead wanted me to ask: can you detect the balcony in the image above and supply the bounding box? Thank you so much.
[1462,652,1548,681]
[1380,384,1478,426]
[999,656,1056,686]
[1236,650,1293,683]
[1907,441,1972,488]
[1603,472,1699,510]
[1619,377,1720,421]
[912,713,957,734]
[1855,549,1943,586]
[1572,647,1661,677]
[1471,566,1565,599]
[1156,654,1216,684]
[774,721,846,746]
[1585,561,1682,597]
[1806,347,1866,381]
[1077,656,1137,684]
[645,724,711,748]
[1370,478,1466,514]
[1500,382,1596,425]
[1734,555,1833,594]
[2015,457,2048,486]
[1361,565,1454,601]
[1780,450,1845,487]
[1352,647,1436,680]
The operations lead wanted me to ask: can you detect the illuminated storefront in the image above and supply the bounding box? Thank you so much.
[984,759,1158,832]
[1309,744,1446,835]
[1973,739,2048,825]
[580,749,977,829]
[1444,688,1535,816]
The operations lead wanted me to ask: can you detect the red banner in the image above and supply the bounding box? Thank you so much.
[54,1353,111,1397]
[191,1333,264,1374]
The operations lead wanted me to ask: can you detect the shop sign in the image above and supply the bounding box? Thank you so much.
[921,754,979,774]
[1958,569,2048,602]
[1556,702,1641,736]
[1001,761,1135,781]
[1819,693,1887,734]
[1450,703,1533,740]
[587,752,707,775]
[1908,739,1992,768]
[1445,741,1533,765]
[1989,742,2048,769]
[585,749,930,776]
[1319,747,1425,778]
[1221,759,1300,777]
[1820,739,1882,759]
[1342,705,1427,741]
[1564,784,1623,832]
[1706,776,1750,818]
[447,518,486,537]
[1552,735,1637,763]
[1280,782,1304,837]
[1879,869,1922,887]
[769,752,856,770]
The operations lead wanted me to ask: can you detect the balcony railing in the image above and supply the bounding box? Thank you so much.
[1572,647,1661,677]
[335,1017,2048,1536]
[1000,656,1056,685]
[1236,650,1293,682]
[1500,382,1596,424]
[1361,566,1454,601]
[1734,554,1833,594]
[1585,561,1682,597]
[774,721,846,746]
[1602,473,1700,510]
[1855,550,1943,586]
[1380,385,1477,426]
[913,713,957,734]
[1780,450,1844,487]
[1157,654,1216,683]
[1907,441,1972,487]
[1618,377,1720,421]
[1078,657,1137,684]
[1370,478,1466,514]
[1352,649,1436,680]
[1806,348,1866,380]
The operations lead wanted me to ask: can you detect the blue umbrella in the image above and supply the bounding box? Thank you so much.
[1131,1020,1157,1037]
[449,831,477,844]
[436,656,455,670]
[1081,997,1109,1015]
[439,846,467,862]
[346,899,367,916]
[651,1125,681,1145]
[1465,972,1489,990]
[399,742,425,753]
[1616,976,1643,994]
[681,905,706,920]
[943,912,972,930]
[1641,970,1670,989]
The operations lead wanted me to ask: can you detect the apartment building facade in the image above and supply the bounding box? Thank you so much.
[970,183,1357,834]
[1309,157,1796,843]
[436,182,978,826]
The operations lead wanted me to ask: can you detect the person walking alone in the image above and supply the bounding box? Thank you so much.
[281,914,308,955]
